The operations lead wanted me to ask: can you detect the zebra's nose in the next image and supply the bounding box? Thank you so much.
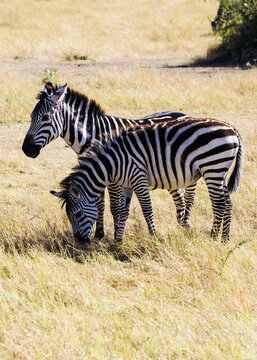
[22,134,41,158]
[25,134,35,145]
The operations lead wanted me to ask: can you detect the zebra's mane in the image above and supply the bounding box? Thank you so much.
[37,85,105,116]
[36,84,60,100]
[56,170,83,206]
[79,124,153,162]
[78,137,112,162]
[53,137,112,206]
[65,87,105,116]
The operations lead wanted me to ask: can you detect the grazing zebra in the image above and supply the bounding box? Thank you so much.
[22,82,196,239]
[51,118,243,243]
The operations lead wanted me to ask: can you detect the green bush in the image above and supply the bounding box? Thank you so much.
[210,0,257,65]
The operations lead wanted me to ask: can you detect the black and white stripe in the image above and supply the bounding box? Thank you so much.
[52,118,243,242]
[22,82,193,238]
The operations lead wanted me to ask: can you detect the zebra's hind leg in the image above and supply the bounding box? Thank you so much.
[170,189,185,226]
[206,184,227,241]
[221,186,233,242]
[184,182,197,227]
[107,184,122,240]
[115,188,134,242]
[94,191,105,239]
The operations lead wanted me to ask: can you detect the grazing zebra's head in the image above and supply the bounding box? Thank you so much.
[50,180,98,243]
[22,82,67,158]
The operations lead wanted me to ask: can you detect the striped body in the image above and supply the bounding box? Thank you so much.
[22,83,193,239]
[52,118,243,242]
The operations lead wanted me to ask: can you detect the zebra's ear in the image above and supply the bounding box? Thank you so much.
[69,182,80,199]
[43,81,54,96]
[50,190,63,198]
[51,84,67,104]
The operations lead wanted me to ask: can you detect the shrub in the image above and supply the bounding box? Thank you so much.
[209,0,257,65]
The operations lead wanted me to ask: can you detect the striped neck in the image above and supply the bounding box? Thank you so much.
[78,137,130,189]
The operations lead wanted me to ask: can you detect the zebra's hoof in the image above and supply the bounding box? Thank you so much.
[182,220,191,228]
[114,236,123,243]
[210,232,218,241]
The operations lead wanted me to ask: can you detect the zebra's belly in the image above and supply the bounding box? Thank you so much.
[148,166,198,191]
[147,171,199,191]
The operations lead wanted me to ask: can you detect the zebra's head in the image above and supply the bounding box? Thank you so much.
[50,181,98,243]
[22,82,67,158]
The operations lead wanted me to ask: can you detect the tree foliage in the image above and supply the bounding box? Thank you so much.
[210,0,257,65]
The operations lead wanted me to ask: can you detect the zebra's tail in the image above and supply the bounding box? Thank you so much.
[227,133,244,194]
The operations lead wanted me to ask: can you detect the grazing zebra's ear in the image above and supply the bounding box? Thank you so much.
[50,83,68,104]
[43,81,54,96]
[50,190,63,198]
[69,182,80,199]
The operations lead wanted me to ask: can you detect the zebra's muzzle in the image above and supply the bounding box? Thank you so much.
[74,231,90,244]
[22,134,41,158]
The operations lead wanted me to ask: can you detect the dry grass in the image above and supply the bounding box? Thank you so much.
[0,1,257,359]
[0,0,218,61]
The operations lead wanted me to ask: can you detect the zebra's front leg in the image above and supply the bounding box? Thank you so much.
[170,188,185,226]
[184,182,197,227]
[115,188,134,242]
[107,184,122,240]
[131,179,156,236]
[94,191,105,239]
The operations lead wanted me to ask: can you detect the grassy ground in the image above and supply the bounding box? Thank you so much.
[0,0,218,62]
[0,1,257,359]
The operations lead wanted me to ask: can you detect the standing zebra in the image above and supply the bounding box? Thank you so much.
[51,118,243,243]
[22,82,196,238]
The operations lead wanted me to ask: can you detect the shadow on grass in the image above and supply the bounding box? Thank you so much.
[1,221,189,264]
[1,225,135,264]
[2,219,224,265]
[162,45,256,69]
[161,58,251,70]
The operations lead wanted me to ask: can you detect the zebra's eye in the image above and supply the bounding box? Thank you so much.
[41,115,50,122]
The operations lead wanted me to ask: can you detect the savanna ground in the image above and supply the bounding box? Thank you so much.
[0,1,257,359]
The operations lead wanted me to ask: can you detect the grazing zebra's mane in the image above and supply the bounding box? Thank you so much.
[56,137,115,206]
[56,139,110,204]
[78,123,153,163]
[37,85,106,117]
[79,136,114,160]
[55,171,82,207]
[79,121,172,162]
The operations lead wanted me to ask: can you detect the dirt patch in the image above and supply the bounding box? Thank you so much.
[0,58,245,80]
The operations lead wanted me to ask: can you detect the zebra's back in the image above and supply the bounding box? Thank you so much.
[111,117,241,191]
